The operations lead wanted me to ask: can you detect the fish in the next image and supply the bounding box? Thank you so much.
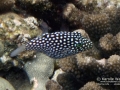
[10,31,93,59]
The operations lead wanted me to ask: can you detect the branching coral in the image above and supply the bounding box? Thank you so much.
[58,54,120,89]
[82,13,111,40]
[0,0,119,90]
[63,3,120,41]
[46,80,62,90]
[79,81,109,90]
[99,32,120,58]
[57,73,79,90]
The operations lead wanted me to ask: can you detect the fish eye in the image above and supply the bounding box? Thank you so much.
[76,43,82,47]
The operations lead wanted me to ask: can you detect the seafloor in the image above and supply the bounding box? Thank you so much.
[0,0,120,90]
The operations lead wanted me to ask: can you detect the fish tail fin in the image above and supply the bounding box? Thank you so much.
[10,45,26,57]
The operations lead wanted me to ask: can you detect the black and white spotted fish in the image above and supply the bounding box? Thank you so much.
[10,31,93,59]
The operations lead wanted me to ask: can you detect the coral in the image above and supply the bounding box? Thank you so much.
[0,13,41,40]
[104,6,120,34]
[24,53,55,90]
[58,54,120,89]
[82,13,111,40]
[0,0,15,12]
[99,33,120,58]
[78,54,120,78]
[46,80,62,90]
[63,3,112,40]
[0,77,15,90]
[79,81,109,90]
[0,0,119,89]
[99,33,117,50]
[63,3,84,28]
[58,56,78,74]
[105,55,120,77]
[76,55,103,82]
[57,73,79,90]
[24,16,39,30]
[69,0,120,13]
[62,3,120,41]
[69,0,98,12]
[0,54,14,70]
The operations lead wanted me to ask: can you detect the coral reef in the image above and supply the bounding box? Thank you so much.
[82,13,111,40]
[79,81,109,90]
[57,73,79,90]
[0,0,119,90]
[68,0,120,13]
[99,32,120,58]
[62,3,120,40]
[46,80,62,90]
[58,54,120,89]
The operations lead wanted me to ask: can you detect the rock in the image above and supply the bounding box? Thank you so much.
[24,53,55,90]
[0,77,15,90]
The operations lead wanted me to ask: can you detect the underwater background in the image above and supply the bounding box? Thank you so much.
[0,0,119,90]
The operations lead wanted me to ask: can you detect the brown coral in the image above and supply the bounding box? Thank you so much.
[69,0,98,13]
[99,33,116,51]
[79,81,109,90]
[0,0,119,90]
[46,80,62,90]
[58,54,120,89]
[105,55,120,77]
[99,33,120,58]
[63,3,84,28]
[104,6,120,34]
[77,54,120,78]
[62,2,120,41]
[62,3,113,40]
[57,73,79,90]
[58,56,78,74]
[82,13,111,40]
